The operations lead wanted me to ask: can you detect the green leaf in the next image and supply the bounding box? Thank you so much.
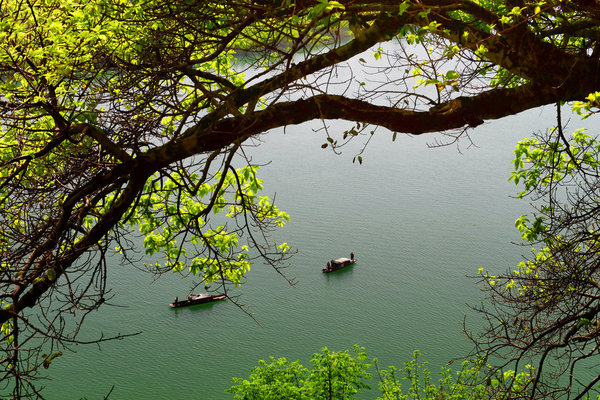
[445,70,459,80]
[398,1,410,15]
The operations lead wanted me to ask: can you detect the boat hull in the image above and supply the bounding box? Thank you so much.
[322,258,356,273]
[169,294,227,308]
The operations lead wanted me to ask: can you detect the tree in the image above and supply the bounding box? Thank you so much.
[1,0,600,398]
[472,102,600,400]
[376,350,534,400]
[227,345,372,400]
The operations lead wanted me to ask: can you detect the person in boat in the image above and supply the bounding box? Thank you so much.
[174,297,178,304]
[351,252,354,260]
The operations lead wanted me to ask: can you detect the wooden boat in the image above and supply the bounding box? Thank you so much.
[323,257,356,273]
[169,293,227,308]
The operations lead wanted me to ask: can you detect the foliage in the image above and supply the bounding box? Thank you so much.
[376,350,533,400]
[227,345,372,400]
[125,165,289,283]
[228,357,309,400]
[229,347,535,400]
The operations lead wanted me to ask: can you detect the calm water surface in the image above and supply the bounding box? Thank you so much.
[44,107,567,399]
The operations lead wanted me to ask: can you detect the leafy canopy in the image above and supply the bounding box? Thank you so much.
[229,347,534,400]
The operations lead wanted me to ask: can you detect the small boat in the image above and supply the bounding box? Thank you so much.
[323,256,356,273]
[169,293,227,308]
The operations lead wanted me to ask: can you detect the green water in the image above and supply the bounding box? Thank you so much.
[43,108,561,399]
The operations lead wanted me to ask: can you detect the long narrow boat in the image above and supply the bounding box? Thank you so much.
[169,293,227,308]
[322,257,356,273]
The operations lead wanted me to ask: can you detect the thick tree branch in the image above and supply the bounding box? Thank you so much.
[168,82,580,165]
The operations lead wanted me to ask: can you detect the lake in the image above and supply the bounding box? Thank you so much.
[42,105,573,399]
